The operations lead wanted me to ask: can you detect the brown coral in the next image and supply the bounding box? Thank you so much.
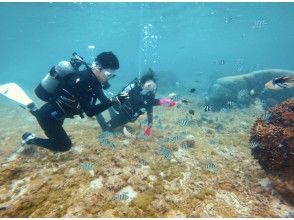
[250,98,294,204]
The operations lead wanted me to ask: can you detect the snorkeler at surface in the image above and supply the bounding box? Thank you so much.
[19,52,129,152]
[96,68,176,136]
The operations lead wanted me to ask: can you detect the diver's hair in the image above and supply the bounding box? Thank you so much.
[140,68,157,84]
[95,51,119,70]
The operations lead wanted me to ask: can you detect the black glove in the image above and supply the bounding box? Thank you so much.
[111,92,129,105]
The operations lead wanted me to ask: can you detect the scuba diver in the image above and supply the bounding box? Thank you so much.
[17,51,129,152]
[96,68,175,136]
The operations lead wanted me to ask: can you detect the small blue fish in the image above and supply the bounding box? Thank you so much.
[205,162,218,173]
[80,162,94,171]
[159,146,172,160]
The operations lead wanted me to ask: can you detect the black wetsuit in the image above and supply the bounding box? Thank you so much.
[29,69,112,152]
[96,80,160,131]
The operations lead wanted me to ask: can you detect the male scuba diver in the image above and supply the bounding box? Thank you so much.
[19,51,129,152]
[96,68,175,136]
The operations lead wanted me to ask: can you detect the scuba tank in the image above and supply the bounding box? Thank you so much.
[120,77,140,93]
[34,53,87,102]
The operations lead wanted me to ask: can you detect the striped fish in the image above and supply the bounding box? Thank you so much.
[140,159,149,166]
[115,192,129,201]
[205,162,218,173]
[261,111,272,121]
[80,162,94,171]
[204,105,212,112]
[170,135,184,143]
[99,138,111,146]
[177,119,191,127]
[180,142,189,149]
[109,142,116,150]
[130,167,136,175]
[99,131,113,139]
[159,146,172,160]
[227,101,234,107]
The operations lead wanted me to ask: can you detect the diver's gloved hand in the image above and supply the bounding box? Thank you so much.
[144,126,152,137]
[111,92,129,105]
[159,98,176,107]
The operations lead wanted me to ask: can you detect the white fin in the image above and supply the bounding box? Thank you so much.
[0,83,33,107]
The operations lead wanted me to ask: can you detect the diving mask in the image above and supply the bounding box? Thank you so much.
[141,80,157,95]
[91,61,116,80]
[104,69,116,80]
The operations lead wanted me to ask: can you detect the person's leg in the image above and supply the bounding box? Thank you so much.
[96,106,121,131]
[26,103,72,152]
[96,112,109,131]
[108,106,120,118]
[105,111,130,130]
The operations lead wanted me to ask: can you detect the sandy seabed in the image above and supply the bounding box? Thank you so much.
[0,95,293,217]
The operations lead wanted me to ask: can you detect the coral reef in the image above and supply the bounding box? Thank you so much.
[250,98,294,204]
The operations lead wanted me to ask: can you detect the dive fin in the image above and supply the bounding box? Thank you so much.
[0,83,34,107]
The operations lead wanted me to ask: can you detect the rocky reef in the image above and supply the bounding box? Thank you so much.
[0,94,293,217]
[207,69,294,110]
[250,98,294,205]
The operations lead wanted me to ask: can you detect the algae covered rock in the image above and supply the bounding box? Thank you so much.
[207,69,294,109]
[250,98,294,204]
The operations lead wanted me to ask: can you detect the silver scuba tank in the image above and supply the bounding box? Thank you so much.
[35,61,76,102]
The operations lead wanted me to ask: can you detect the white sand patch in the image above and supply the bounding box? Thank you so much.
[9,177,30,200]
[114,185,137,203]
[70,145,84,153]
[259,178,272,191]
[90,176,103,189]
[216,190,250,214]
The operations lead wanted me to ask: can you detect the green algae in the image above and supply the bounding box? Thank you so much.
[193,188,216,201]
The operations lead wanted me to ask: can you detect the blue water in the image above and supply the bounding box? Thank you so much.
[1,2,294,93]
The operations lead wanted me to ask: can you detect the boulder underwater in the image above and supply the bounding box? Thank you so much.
[206,69,294,110]
[250,98,294,205]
